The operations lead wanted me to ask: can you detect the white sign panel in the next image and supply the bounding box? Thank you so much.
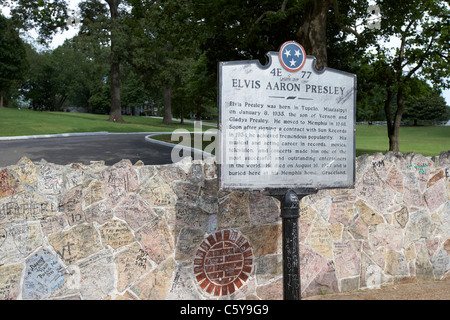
[218,41,356,190]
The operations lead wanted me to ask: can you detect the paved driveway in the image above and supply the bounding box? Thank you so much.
[0,133,183,167]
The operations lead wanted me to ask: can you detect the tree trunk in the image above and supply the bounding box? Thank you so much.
[109,59,123,122]
[162,86,172,124]
[392,86,405,153]
[296,0,333,70]
[180,104,184,125]
[384,89,397,152]
[106,0,124,123]
[0,95,3,108]
[388,129,399,153]
[385,86,406,154]
[87,99,92,113]
[55,95,67,111]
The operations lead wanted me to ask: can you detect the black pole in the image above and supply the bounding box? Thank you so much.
[280,189,300,300]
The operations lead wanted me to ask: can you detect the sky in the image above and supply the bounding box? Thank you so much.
[1,0,450,106]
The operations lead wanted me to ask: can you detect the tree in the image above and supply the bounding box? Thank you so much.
[5,0,126,122]
[104,0,123,122]
[402,79,449,125]
[407,94,449,125]
[17,33,112,113]
[124,0,201,124]
[192,0,303,71]
[193,0,375,74]
[120,63,151,115]
[21,46,58,110]
[366,0,450,152]
[180,53,216,121]
[55,36,111,113]
[297,0,335,70]
[191,0,450,153]
[187,0,379,129]
[2,0,69,42]
[0,14,28,108]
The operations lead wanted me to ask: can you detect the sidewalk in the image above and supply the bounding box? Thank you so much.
[303,279,450,300]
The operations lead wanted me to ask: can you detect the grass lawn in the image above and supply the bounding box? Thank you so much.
[0,108,200,136]
[1,108,448,157]
[355,124,450,157]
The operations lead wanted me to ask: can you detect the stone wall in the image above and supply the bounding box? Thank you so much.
[0,152,448,300]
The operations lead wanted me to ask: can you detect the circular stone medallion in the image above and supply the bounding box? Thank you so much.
[194,229,253,297]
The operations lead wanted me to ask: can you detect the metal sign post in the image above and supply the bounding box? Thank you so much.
[268,188,317,300]
[280,189,301,300]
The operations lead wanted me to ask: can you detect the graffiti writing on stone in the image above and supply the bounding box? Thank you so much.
[62,186,85,226]
[138,175,177,207]
[135,249,149,269]
[137,217,174,264]
[77,250,115,300]
[0,264,22,300]
[83,180,105,208]
[114,194,152,230]
[23,249,66,300]
[85,201,112,224]
[0,193,57,223]
[0,169,20,198]
[372,159,384,170]
[115,243,152,292]
[0,223,43,265]
[0,151,447,300]
[102,162,139,206]
[38,164,63,195]
[48,223,102,265]
[207,214,218,233]
[99,220,134,250]
[41,215,68,235]
[12,157,37,184]
[407,164,428,174]
[65,165,84,190]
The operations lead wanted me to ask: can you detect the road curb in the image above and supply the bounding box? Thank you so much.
[0,131,164,141]
[145,132,215,159]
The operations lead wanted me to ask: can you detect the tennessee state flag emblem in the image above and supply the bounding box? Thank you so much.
[279,41,306,72]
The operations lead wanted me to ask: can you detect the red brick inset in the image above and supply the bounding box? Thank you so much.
[194,229,253,297]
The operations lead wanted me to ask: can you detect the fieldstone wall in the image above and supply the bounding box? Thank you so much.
[0,152,448,300]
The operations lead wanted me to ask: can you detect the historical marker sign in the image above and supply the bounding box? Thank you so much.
[218,41,356,190]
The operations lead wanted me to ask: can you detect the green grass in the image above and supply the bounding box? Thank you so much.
[1,108,448,157]
[355,124,450,157]
[0,108,199,136]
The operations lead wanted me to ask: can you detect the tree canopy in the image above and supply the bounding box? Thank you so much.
[1,0,449,152]
[364,0,450,152]
[0,14,28,108]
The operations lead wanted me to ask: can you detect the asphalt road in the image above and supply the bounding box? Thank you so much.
[0,133,184,167]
